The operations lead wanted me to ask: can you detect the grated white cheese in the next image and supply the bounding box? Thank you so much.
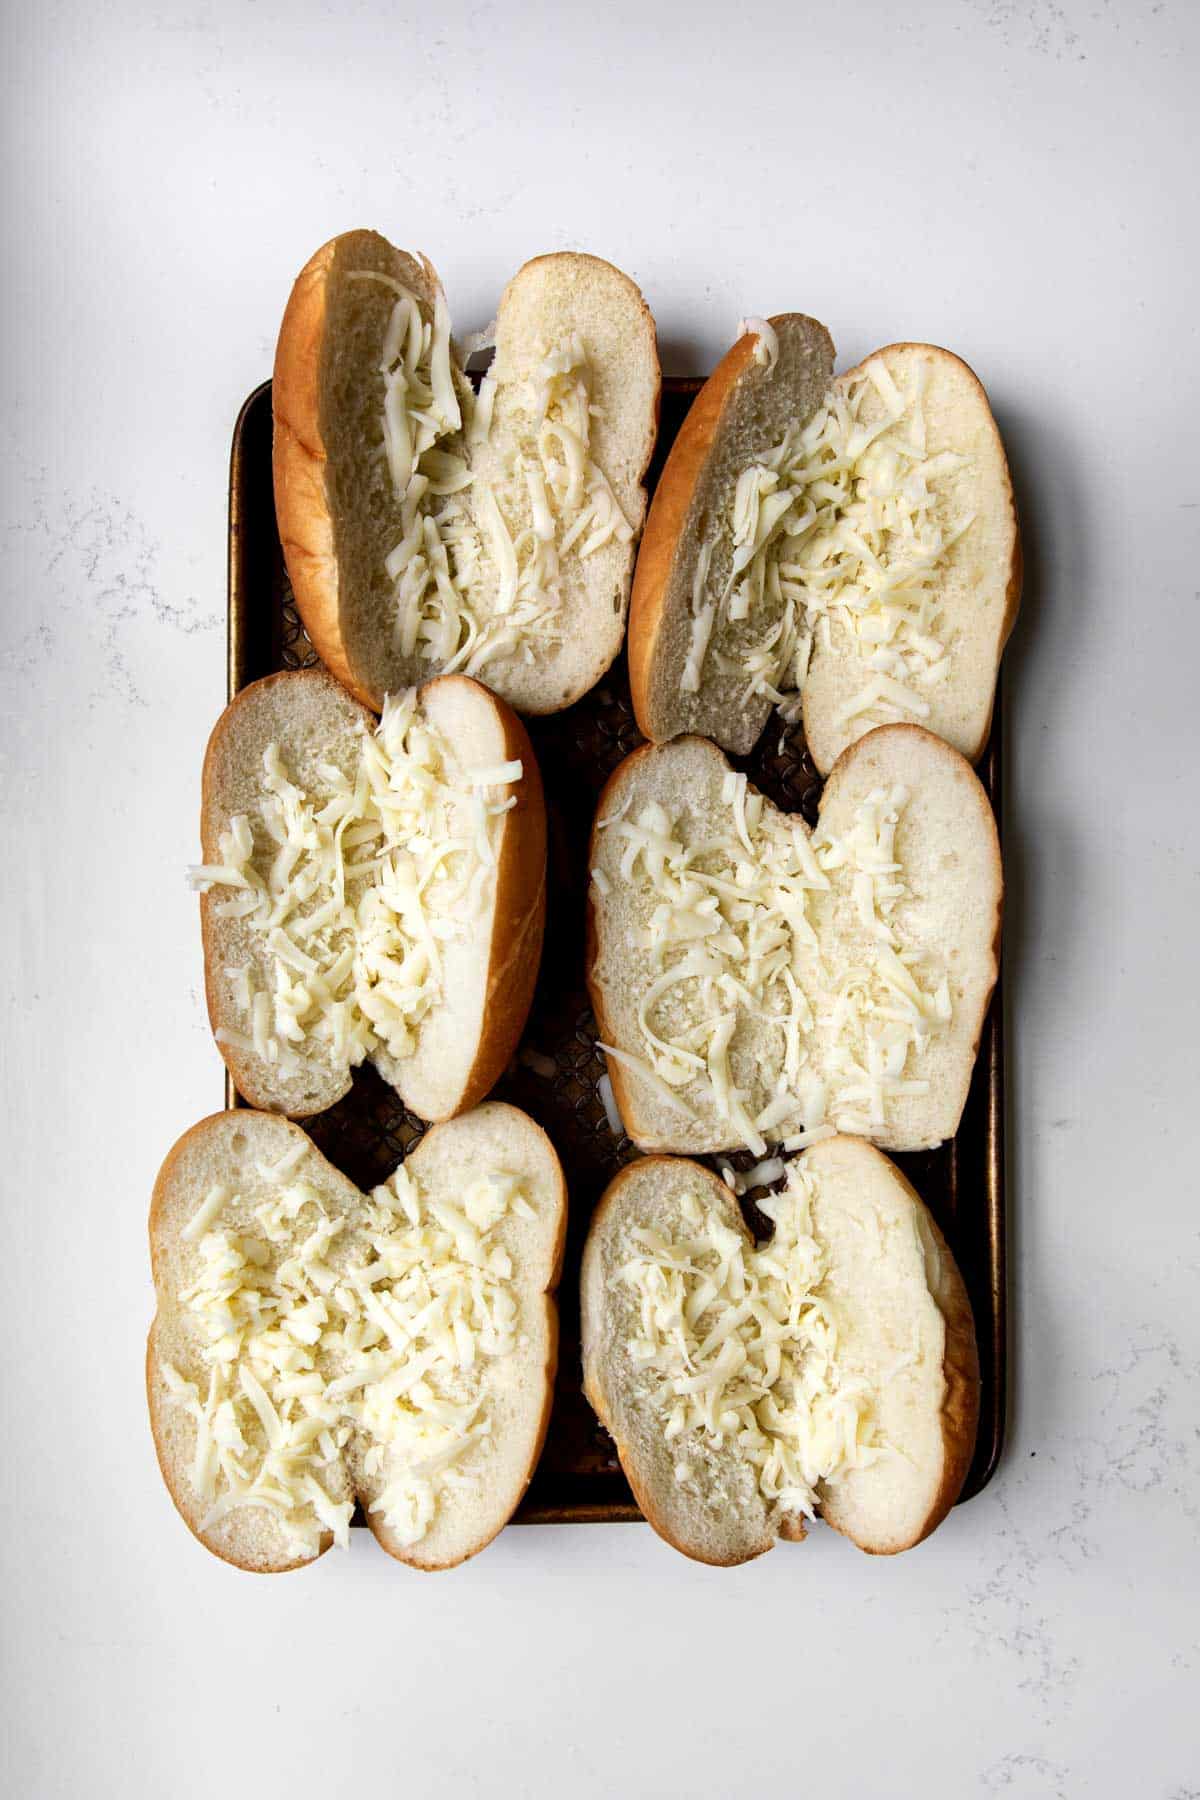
[160,1161,536,1559]
[615,1165,883,1519]
[681,542,716,695]
[597,778,951,1150]
[689,351,973,722]
[182,1184,230,1243]
[356,276,633,680]
[191,691,521,1084]
[597,1071,624,1136]
[737,316,780,373]
[810,784,951,1134]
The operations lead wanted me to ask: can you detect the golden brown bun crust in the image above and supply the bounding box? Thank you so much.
[627,329,759,741]
[271,237,377,708]
[199,667,546,1123]
[148,1107,566,1573]
[581,1157,774,1567]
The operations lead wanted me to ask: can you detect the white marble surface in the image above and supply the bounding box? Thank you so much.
[3,1,1197,1794]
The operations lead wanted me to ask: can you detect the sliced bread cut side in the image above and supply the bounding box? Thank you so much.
[148,1104,566,1572]
[273,231,659,715]
[581,1155,775,1566]
[628,322,1019,770]
[580,1136,978,1565]
[197,666,545,1121]
[586,724,1001,1155]
[360,1102,566,1569]
[802,344,1021,771]
[629,314,834,755]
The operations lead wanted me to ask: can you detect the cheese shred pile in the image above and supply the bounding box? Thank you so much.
[190,690,521,1082]
[596,777,950,1151]
[354,268,633,675]
[685,354,974,724]
[160,1151,537,1557]
[615,1166,881,1517]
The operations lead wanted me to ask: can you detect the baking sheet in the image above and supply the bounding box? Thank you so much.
[226,376,1007,1520]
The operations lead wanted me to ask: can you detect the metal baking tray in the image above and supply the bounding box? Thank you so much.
[226,375,1007,1522]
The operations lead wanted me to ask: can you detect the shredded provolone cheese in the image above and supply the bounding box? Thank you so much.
[737,316,780,373]
[681,542,715,694]
[191,691,521,1083]
[160,1160,536,1558]
[598,1071,624,1136]
[688,352,972,722]
[596,778,951,1150]
[811,784,951,1134]
[354,268,633,680]
[615,1166,881,1519]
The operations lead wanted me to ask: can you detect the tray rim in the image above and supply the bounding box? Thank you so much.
[225,375,1008,1521]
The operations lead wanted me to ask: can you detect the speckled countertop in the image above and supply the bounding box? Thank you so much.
[3,3,1196,1795]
